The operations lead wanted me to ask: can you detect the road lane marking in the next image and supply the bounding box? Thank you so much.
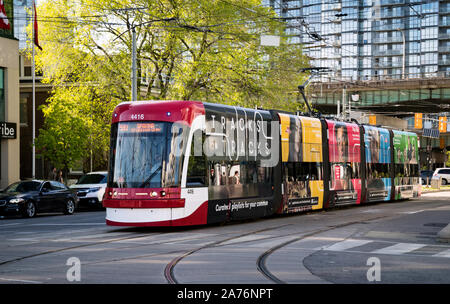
[324,239,373,251]
[0,223,21,228]
[372,243,426,255]
[433,249,450,258]
[0,277,42,284]
[30,223,105,226]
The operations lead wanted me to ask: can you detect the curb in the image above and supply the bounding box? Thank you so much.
[437,223,450,243]
[421,188,450,194]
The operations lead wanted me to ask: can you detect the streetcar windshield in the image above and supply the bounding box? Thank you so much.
[108,121,187,188]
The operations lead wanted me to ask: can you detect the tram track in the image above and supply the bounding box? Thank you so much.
[0,228,225,267]
[0,233,161,267]
[164,223,292,284]
[164,212,398,284]
[256,215,390,284]
[0,227,259,268]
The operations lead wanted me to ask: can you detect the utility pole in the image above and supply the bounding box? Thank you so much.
[131,27,137,102]
[114,18,176,102]
[32,5,36,179]
[342,86,346,119]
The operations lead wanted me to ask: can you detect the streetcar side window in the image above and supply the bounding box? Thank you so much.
[283,162,323,182]
[207,161,273,186]
[367,163,391,179]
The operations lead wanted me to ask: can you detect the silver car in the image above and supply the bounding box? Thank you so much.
[70,171,107,208]
[432,168,450,185]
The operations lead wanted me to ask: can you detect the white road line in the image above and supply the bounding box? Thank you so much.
[372,243,426,255]
[0,277,42,284]
[401,210,425,214]
[324,239,373,252]
[433,249,450,258]
[0,223,21,228]
[30,223,105,226]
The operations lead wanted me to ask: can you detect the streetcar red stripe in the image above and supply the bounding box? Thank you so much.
[103,199,185,208]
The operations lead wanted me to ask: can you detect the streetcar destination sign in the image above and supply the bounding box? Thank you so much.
[0,122,16,139]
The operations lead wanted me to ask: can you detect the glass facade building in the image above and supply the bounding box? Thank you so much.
[13,0,32,50]
[264,0,450,81]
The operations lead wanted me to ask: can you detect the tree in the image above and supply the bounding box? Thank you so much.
[33,0,309,171]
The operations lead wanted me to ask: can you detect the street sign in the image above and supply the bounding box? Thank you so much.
[439,116,447,133]
[414,113,422,129]
[0,122,16,139]
[260,35,280,47]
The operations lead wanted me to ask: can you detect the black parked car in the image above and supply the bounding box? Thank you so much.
[0,180,79,218]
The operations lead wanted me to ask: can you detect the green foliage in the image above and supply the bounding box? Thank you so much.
[33,0,309,171]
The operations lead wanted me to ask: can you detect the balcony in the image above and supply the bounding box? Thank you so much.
[373,36,403,44]
[379,0,405,6]
[374,23,405,32]
[322,3,341,11]
[373,49,403,56]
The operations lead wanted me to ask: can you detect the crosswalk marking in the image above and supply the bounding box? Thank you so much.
[324,239,373,252]
[433,249,450,258]
[321,239,450,258]
[372,243,427,255]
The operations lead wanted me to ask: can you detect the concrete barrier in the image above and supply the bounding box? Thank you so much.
[431,178,442,190]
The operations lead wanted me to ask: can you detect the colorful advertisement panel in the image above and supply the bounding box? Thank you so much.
[327,120,361,204]
[364,126,391,201]
[279,114,323,212]
[393,130,419,199]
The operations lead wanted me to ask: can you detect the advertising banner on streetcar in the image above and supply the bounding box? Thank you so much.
[326,120,361,204]
[364,126,391,201]
[279,113,323,212]
[392,130,419,200]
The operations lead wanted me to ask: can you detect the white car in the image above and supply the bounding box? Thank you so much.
[70,171,107,208]
[432,168,450,185]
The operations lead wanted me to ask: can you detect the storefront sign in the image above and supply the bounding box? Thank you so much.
[0,122,16,139]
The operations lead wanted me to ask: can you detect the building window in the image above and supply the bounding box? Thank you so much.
[0,68,5,121]
[20,93,30,127]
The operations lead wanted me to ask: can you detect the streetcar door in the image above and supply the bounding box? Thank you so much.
[177,118,209,225]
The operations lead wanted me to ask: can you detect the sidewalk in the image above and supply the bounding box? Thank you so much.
[421,185,450,193]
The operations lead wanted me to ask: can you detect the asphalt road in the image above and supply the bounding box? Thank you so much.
[0,192,449,284]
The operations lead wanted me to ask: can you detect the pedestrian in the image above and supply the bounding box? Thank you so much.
[48,167,57,181]
[58,170,64,184]
[232,171,240,184]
